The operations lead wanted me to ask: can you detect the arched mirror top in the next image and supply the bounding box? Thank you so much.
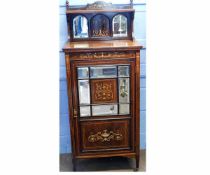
[73,15,89,38]
[112,14,128,37]
[91,14,110,37]
[66,1,135,41]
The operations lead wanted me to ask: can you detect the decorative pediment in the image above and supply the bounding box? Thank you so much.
[86,1,115,10]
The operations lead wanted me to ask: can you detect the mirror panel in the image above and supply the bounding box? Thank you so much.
[90,66,117,78]
[119,104,130,114]
[119,78,130,103]
[80,106,91,117]
[78,80,90,105]
[118,66,130,77]
[92,104,118,116]
[73,15,88,38]
[91,15,110,37]
[77,67,89,79]
[113,15,127,37]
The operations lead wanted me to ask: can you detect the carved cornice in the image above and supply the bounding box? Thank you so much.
[86,1,115,10]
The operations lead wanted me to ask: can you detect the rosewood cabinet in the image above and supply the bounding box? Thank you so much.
[62,1,142,171]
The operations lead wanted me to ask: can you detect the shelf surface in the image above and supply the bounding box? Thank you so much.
[63,40,143,52]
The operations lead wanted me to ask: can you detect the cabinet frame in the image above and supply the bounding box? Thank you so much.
[63,44,142,170]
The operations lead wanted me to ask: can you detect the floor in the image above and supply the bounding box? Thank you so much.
[60,150,146,172]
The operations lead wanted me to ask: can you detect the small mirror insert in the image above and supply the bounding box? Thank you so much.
[77,67,89,79]
[78,80,90,105]
[118,66,130,77]
[80,106,91,117]
[119,104,130,114]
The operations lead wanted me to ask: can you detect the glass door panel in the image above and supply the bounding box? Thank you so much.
[77,65,131,117]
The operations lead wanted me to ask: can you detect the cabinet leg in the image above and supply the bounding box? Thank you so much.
[72,158,76,171]
[134,155,139,171]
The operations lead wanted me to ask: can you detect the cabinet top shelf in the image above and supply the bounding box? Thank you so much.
[63,40,143,52]
[66,8,135,14]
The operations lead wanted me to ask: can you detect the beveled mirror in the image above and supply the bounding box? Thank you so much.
[73,15,88,38]
[113,14,128,37]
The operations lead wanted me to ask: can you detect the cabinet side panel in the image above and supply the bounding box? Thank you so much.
[65,53,76,156]
[135,51,140,155]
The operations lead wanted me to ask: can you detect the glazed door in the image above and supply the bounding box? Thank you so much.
[71,60,135,154]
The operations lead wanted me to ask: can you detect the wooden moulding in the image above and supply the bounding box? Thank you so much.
[70,51,136,60]
[62,40,142,53]
[75,152,136,159]
[66,8,135,14]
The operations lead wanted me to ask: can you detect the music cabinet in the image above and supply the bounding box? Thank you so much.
[62,0,142,171]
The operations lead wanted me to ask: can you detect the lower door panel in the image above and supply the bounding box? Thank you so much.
[80,119,131,152]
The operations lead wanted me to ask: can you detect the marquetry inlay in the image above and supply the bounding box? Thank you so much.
[70,51,136,60]
[95,83,113,100]
[92,30,109,37]
[91,79,117,103]
[88,129,123,143]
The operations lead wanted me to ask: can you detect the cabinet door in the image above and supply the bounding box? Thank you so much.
[71,60,135,153]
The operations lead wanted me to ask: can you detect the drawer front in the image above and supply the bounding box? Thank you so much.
[80,120,131,152]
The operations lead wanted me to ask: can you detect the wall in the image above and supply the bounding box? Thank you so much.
[59,0,146,153]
